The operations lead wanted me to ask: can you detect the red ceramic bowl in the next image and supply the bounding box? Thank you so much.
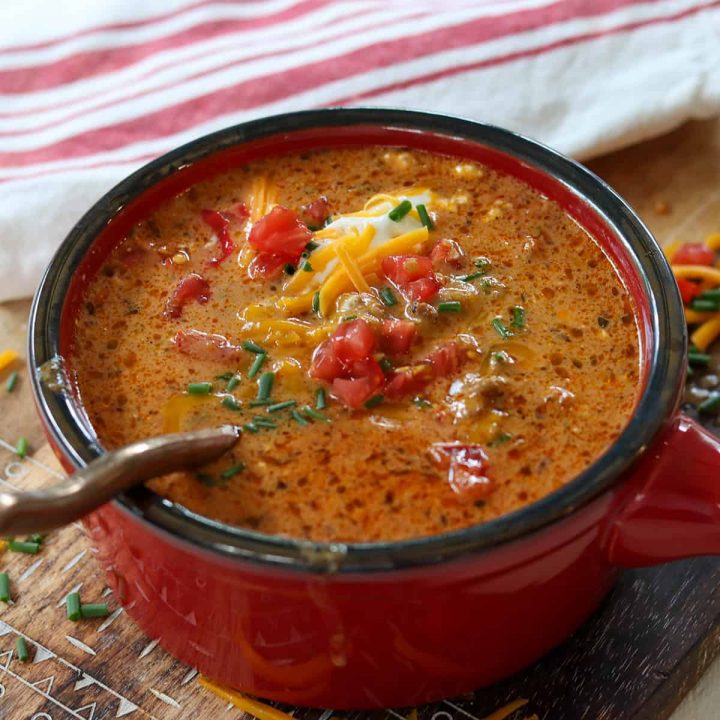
[28,109,720,709]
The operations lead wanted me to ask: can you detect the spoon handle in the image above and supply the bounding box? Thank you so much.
[0,425,240,535]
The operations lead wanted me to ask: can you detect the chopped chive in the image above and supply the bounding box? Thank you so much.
[688,351,711,367]
[698,393,720,414]
[284,263,296,275]
[16,636,28,662]
[221,396,242,411]
[7,540,38,555]
[388,199,412,222]
[413,397,431,409]
[315,388,327,409]
[302,405,330,422]
[690,298,720,312]
[15,437,28,459]
[438,301,462,313]
[491,317,512,339]
[290,409,309,426]
[305,240,320,252]
[66,591,81,621]
[249,399,270,407]
[252,417,277,428]
[379,287,397,306]
[0,572,10,603]
[187,382,212,395]
[247,353,267,379]
[474,257,491,271]
[242,340,265,354]
[5,370,18,393]
[511,306,526,328]
[301,260,313,272]
[29,533,44,545]
[226,374,241,392]
[364,394,384,409]
[267,399,297,413]
[312,291,320,314]
[490,432,513,447]
[687,365,695,379]
[698,288,720,301]
[220,463,245,479]
[416,203,434,230]
[379,357,394,373]
[215,372,234,381]
[460,271,485,282]
[242,422,259,433]
[256,371,275,402]
[80,603,110,619]
[341,315,358,322]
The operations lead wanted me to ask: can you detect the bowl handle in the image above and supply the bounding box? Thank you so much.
[604,414,720,567]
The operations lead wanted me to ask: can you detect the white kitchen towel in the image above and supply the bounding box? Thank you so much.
[0,0,719,301]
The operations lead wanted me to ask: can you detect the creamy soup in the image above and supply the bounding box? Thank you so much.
[71,146,640,542]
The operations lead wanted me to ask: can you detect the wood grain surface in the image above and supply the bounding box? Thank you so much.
[0,117,718,720]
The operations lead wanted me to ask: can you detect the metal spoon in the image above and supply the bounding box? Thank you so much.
[0,425,241,536]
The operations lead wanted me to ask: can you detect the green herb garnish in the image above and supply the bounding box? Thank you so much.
[290,409,309,426]
[690,298,720,312]
[490,432,512,447]
[0,572,10,603]
[315,388,327,409]
[301,260,313,272]
[242,340,266,354]
[252,416,277,428]
[16,636,28,662]
[306,240,320,252]
[379,357,394,373]
[256,371,275,402]
[312,291,320,314]
[438,301,462,313]
[226,374,241,392]
[688,350,711,367]
[80,603,110,619]
[388,200,412,222]
[221,396,242,412]
[5,370,18,393]
[242,422,259,433]
[414,397,431,409]
[460,271,485,282]
[379,287,397,306]
[15,437,28,459]
[491,317,512,339]
[66,592,81,621]
[341,315,358,322]
[302,405,330,422]
[698,393,720,414]
[416,203,434,229]
[364,394,384,409]
[267,400,297,413]
[7,539,38,554]
[187,382,212,395]
[247,353,267,379]
[215,372,234,381]
[474,257,491,271]
[511,306,526,328]
[221,463,245,479]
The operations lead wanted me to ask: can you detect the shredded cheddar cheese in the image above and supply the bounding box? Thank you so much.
[706,232,720,251]
[672,265,720,284]
[335,242,371,293]
[481,699,529,720]
[685,308,715,324]
[249,176,277,222]
[0,350,18,373]
[691,314,720,352]
[198,676,295,720]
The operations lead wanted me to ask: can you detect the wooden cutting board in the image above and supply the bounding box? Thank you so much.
[0,117,718,720]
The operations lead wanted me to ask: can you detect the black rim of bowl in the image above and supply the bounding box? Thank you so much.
[28,108,686,573]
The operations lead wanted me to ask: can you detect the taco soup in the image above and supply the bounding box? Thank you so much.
[71,146,640,543]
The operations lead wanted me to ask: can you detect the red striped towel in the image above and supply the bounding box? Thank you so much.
[1,0,719,300]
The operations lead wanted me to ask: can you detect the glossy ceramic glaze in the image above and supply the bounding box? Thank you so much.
[29,110,720,708]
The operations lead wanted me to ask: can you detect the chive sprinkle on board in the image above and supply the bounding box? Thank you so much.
[416,203,434,230]
[0,572,10,603]
[5,370,18,393]
[16,636,29,662]
[67,592,81,621]
[491,317,512,339]
[247,353,267,379]
[80,603,110,619]
[379,287,397,306]
[15,437,29,459]
[388,199,412,222]
[242,340,265,354]
[688,351,711,367]
[187,381,212,395]
[7,540,39,555]
[315,387,327,409]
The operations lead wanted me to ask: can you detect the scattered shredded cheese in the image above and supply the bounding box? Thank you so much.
[0,350,18,373]
[334,242,371,294]
[198,676,295,720]
[249,176,277,222]
[691,314,720,352]
[671,265,720,284]
[706,233,720,251]
[481,699,529,720]
[685,308,715,325]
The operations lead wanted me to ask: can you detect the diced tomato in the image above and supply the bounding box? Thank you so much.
[406,276,441,302]
[379,319,416,355]
[201,209,236,266]
[430,238,464,268]
[248,252,289,279]
[676,277,702,305]
[249,206,313,257]
[331,362,384,409]
[173,329,242,362]
[432,443,493,501]
[673,242,715,266]
[164,273,210,319]
[301,196,330,227]
[426,342,463,376]
[382,254,440,302]
[331,319,376,364]
[310,339,345,381]
[384,365,433,400]
[382,255,434,285]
